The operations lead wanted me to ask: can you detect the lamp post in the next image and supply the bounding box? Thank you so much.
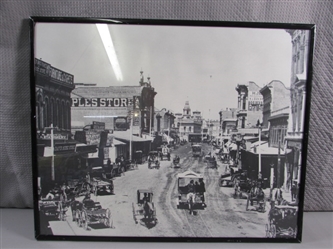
[150,106,153,137]
[44,123,56,181]
[257,120,262,178]
[270,163,274,197]
[277,129,282,189]
[129,110,139,161]
[129,112,133,162]
[50,123,55,181]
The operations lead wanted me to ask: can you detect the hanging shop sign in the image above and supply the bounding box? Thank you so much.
[53,143,76,154]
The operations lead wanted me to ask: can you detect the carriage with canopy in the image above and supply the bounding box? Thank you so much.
[191,144,203,158]
[71,195,113,230]
[176,171,206,214]
[266,204,298,238]
[132,189,158,226]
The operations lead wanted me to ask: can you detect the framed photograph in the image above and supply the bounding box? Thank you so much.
[30,17,315,242]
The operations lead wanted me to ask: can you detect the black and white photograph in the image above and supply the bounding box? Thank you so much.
[31,18,314,242]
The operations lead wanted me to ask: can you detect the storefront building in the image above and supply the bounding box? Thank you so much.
[35,58,75,135]
[176,101,202,140]
[71,73,157,137]
[235,82,263,129]
[284,29,310,187]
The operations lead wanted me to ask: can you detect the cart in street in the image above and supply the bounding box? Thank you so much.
[147,151,160,169]
[132,189,158,226]
[87,166,114,196]
[176,170,206,214]
[171,155,181,168]
[71,196,113,230]
[192,144,203,158]
[246,186,266,212]
[159,146,171,161]
[266,204,298,238]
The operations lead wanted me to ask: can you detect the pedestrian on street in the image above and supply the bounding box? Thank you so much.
[291,181,297,201]
[198,179,206,204]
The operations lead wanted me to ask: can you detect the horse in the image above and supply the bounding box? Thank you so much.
[143,201,154,220]
[187,192,196,215]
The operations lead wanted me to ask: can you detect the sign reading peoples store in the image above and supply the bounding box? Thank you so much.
[72,97,133,107]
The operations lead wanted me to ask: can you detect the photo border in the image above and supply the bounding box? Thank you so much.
[30,16,316,243]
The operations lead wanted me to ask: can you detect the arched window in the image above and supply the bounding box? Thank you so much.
[50,98,55,126]
[44,97,49,127]
[54,99,59,127]
[61,101,65,129]
[36,94,43,130]
[66,101,71,130]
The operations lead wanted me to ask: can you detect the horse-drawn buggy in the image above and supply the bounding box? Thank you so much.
[87,166,114,196]
[71,195,113,230]
[39,198,67,221]
[246,185,266,212]
[147,151,160,169]
[176,171,206,215]
[266,204,298,238]
[159,145,171,161]
[206,156,217,169]
[171,155,181,168]
[132,189,158,226]
[38,186,71,221]
[192,144,203,158]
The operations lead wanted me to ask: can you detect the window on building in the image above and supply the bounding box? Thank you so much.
[270,126,287,148]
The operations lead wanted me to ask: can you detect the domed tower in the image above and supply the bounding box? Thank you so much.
[183,101,191,118]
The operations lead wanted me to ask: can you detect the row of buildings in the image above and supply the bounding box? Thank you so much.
[217,29,309,191]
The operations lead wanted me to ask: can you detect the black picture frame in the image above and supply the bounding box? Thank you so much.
[30,16,315,243]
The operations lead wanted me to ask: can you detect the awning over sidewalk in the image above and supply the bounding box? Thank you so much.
[248,141,291,155]
[113,131,153,142]
[113,138,126,146]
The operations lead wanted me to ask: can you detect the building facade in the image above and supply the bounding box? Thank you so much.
[260,80,290,130]
[35,58,75,135]
[176,101,202,140]
[235,82,263,129]
[219,107,238,136]
[284,29,310,188]
[154,108,176,134]
[71,72,157,137]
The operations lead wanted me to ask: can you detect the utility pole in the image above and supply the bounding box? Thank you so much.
[51,123,55,181]
[257,120,262,178]
[129,112,133,162]
[150,106,153,137]
[277,129,281,188]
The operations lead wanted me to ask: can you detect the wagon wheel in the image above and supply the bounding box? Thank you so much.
[105,208,114,228]
[76,211,82,227]
[271,224,277,238]
[85,183,91,195]
[152,203,157,223]
[82,210,89,230]
[132,202,138,224]
[58,202,65,221]
[265,224,270,238]
[246,196,250,211]
[71,207,76,222]
[93,185,98,197]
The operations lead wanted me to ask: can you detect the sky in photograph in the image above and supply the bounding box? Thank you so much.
[35,22,293,120]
